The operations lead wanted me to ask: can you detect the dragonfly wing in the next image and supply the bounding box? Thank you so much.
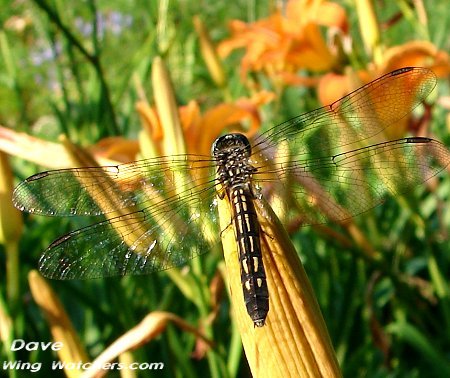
[12,154,215,216]
[38,190,221,279]
[252,67,437,162]
[254,138,450,225]
[14,153,222,279]
[250,67,443,225]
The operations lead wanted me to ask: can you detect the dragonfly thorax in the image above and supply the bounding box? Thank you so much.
[212,133,256,189]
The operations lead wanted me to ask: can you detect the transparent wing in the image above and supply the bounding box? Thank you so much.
[38,198,220,279]
[253,67,437,157]
[253,137,449,225]
[249,67,448,224]
[13,154,215,216]
[13,155,221,279]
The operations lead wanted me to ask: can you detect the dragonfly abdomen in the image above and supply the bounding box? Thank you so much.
[212,133,270,326]
[230,185,269,327]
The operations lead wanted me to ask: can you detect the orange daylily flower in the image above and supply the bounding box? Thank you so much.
[318,41,450,106]
[316,42,450,140]
[1,90,273,170]
[218,0,348,81]
[379,41,450,77]
[0,125,136,169]
[89,137,140,163]
[137,91,275,157]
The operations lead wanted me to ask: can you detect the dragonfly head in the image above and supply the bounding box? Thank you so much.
[211,133,252,159]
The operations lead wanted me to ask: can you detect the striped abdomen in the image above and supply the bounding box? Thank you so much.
[230,186,269,327]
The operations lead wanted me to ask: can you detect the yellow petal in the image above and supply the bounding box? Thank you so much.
[289,23,336,71]
[83,312,212,378]
[380,41,450,77]
[0,126,122,168]
[0,151,23,306]
[0,151,22,244]
[0,126,73,169]
[317,72,351,106]
[217,193,341,377]
[59,136,149,252]
[28,270,89,377]
[193,16,226,87]
[90,137,139,163]
[135,101,164,142]
[152,57,186,156]
[355,0,381,61]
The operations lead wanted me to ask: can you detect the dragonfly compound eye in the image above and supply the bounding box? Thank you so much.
[211,133,252,158]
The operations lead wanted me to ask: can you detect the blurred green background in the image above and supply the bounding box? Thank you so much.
[1,0,449,377]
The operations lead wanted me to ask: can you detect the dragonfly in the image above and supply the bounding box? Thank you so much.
[13,67,449,327]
